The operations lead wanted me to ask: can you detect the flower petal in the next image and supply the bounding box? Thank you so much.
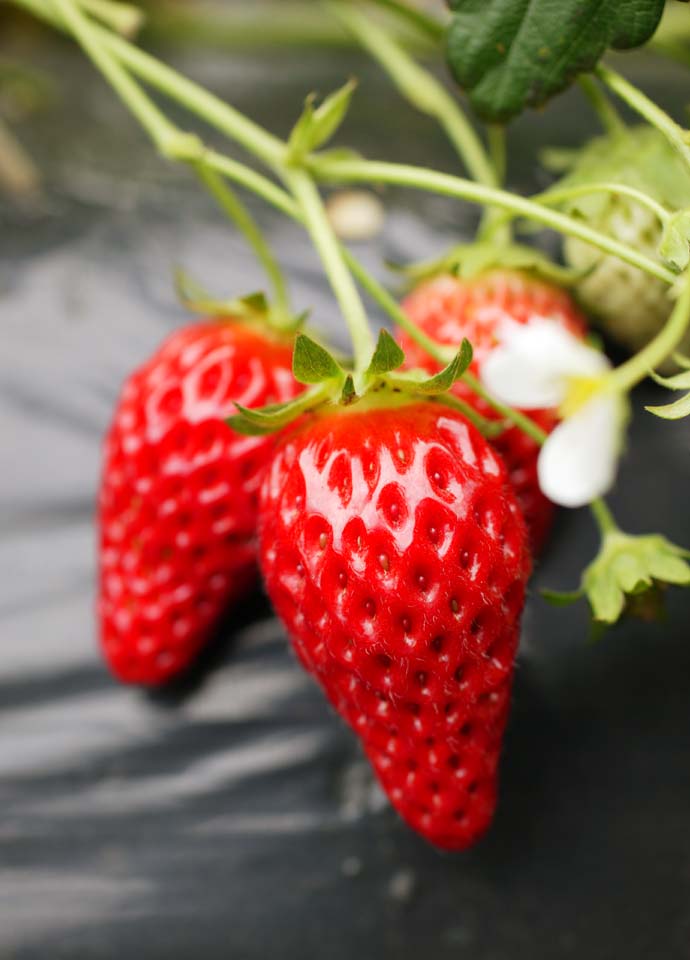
[537,395,621,508]
[480,318,610,410]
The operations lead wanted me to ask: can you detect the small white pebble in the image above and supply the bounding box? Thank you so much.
[326,189,385,241]
[388,867,416,903]
[341,856,362,878]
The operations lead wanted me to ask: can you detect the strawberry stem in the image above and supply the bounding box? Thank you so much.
[343,248,549,445]
[284,167,375,376]
[20,0,675,290]
[47,0,292,317]
[596,64,690,177]
[78,0,143,37]
[194,160,291,315]
[309,156,678,285]
[577,75,625,136]
[591,498,618,536]
[607,269,690,394]
[535,181,670,226]
[328,2,498,190]
[361,0,446,42]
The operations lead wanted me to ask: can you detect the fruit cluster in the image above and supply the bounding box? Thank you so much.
[16,0,690,853]
[99,268,586,849]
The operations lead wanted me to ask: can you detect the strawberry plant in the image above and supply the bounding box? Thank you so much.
[10,0,690,847]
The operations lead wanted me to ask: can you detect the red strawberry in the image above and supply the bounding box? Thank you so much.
[398,269,588,552]
[259,400,531,849]
[99,320,301,685]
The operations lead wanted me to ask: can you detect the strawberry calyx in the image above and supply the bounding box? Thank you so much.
[544,529,690,626]
[174,268,307,340]
[646,355,690,420]
[388,241,584,289]
[227,328,493,436]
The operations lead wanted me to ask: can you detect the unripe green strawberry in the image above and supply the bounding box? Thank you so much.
[554,126,690,360]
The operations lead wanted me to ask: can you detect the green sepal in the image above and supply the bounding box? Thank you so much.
[650,368,690,391]
[387,339,473,394]
[659,209,690,271]
[365,328,405,376]
[227,385,328,436]
[672,352,690,370]
[388,242,584,288]
[340,375,357,404]
[646,361,690,420]
[541,588,583,608]
[292,333,344,385]
[547,531,690,626]
[646,391,690,420]
[287,79,357,164]
[175,268,269,320]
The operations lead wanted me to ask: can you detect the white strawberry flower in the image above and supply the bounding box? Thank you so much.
[480,318,625,508]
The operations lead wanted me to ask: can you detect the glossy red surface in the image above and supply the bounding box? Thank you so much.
[399,270,588,552]
[99,320,300,684]
[259,401,531,849]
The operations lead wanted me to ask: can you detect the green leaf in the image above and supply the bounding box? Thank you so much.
[366,329,405,376]
[659,209,690,271]
[287,80,357,162]
[646,391,690,419]
[292,333,343,385]
[446,0,667,122]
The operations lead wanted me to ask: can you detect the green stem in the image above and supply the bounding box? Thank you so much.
[79,0,143,37]
[328,1,496,188]
[194,160,290,313]
[343,248,453,364]
[310,155,677,285]
[487,125,507,186]
[461,372,547,445]
[200,151,300,220]
[596,64,690,176]
[363,0,445,41]
[46,0,291,312]
[436,392,505,438]
[343,246,547,444]
[24,0,671,292]
[578,75,625,135]
[14,0,286,168]
[50,0,180,153]
[535,181,670,226]
[607,270,690,393]
[283,167,375,376]
[591,498,618,536]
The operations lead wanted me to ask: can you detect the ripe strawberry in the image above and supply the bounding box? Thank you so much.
[398,269,588,552]
[99,320,301,685]
[259,400,531,849]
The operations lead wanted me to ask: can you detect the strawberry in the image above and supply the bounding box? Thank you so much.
[397,268,588,552]
[551,126,690,364]
[99,319,301,685]
[259,400,531,849]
